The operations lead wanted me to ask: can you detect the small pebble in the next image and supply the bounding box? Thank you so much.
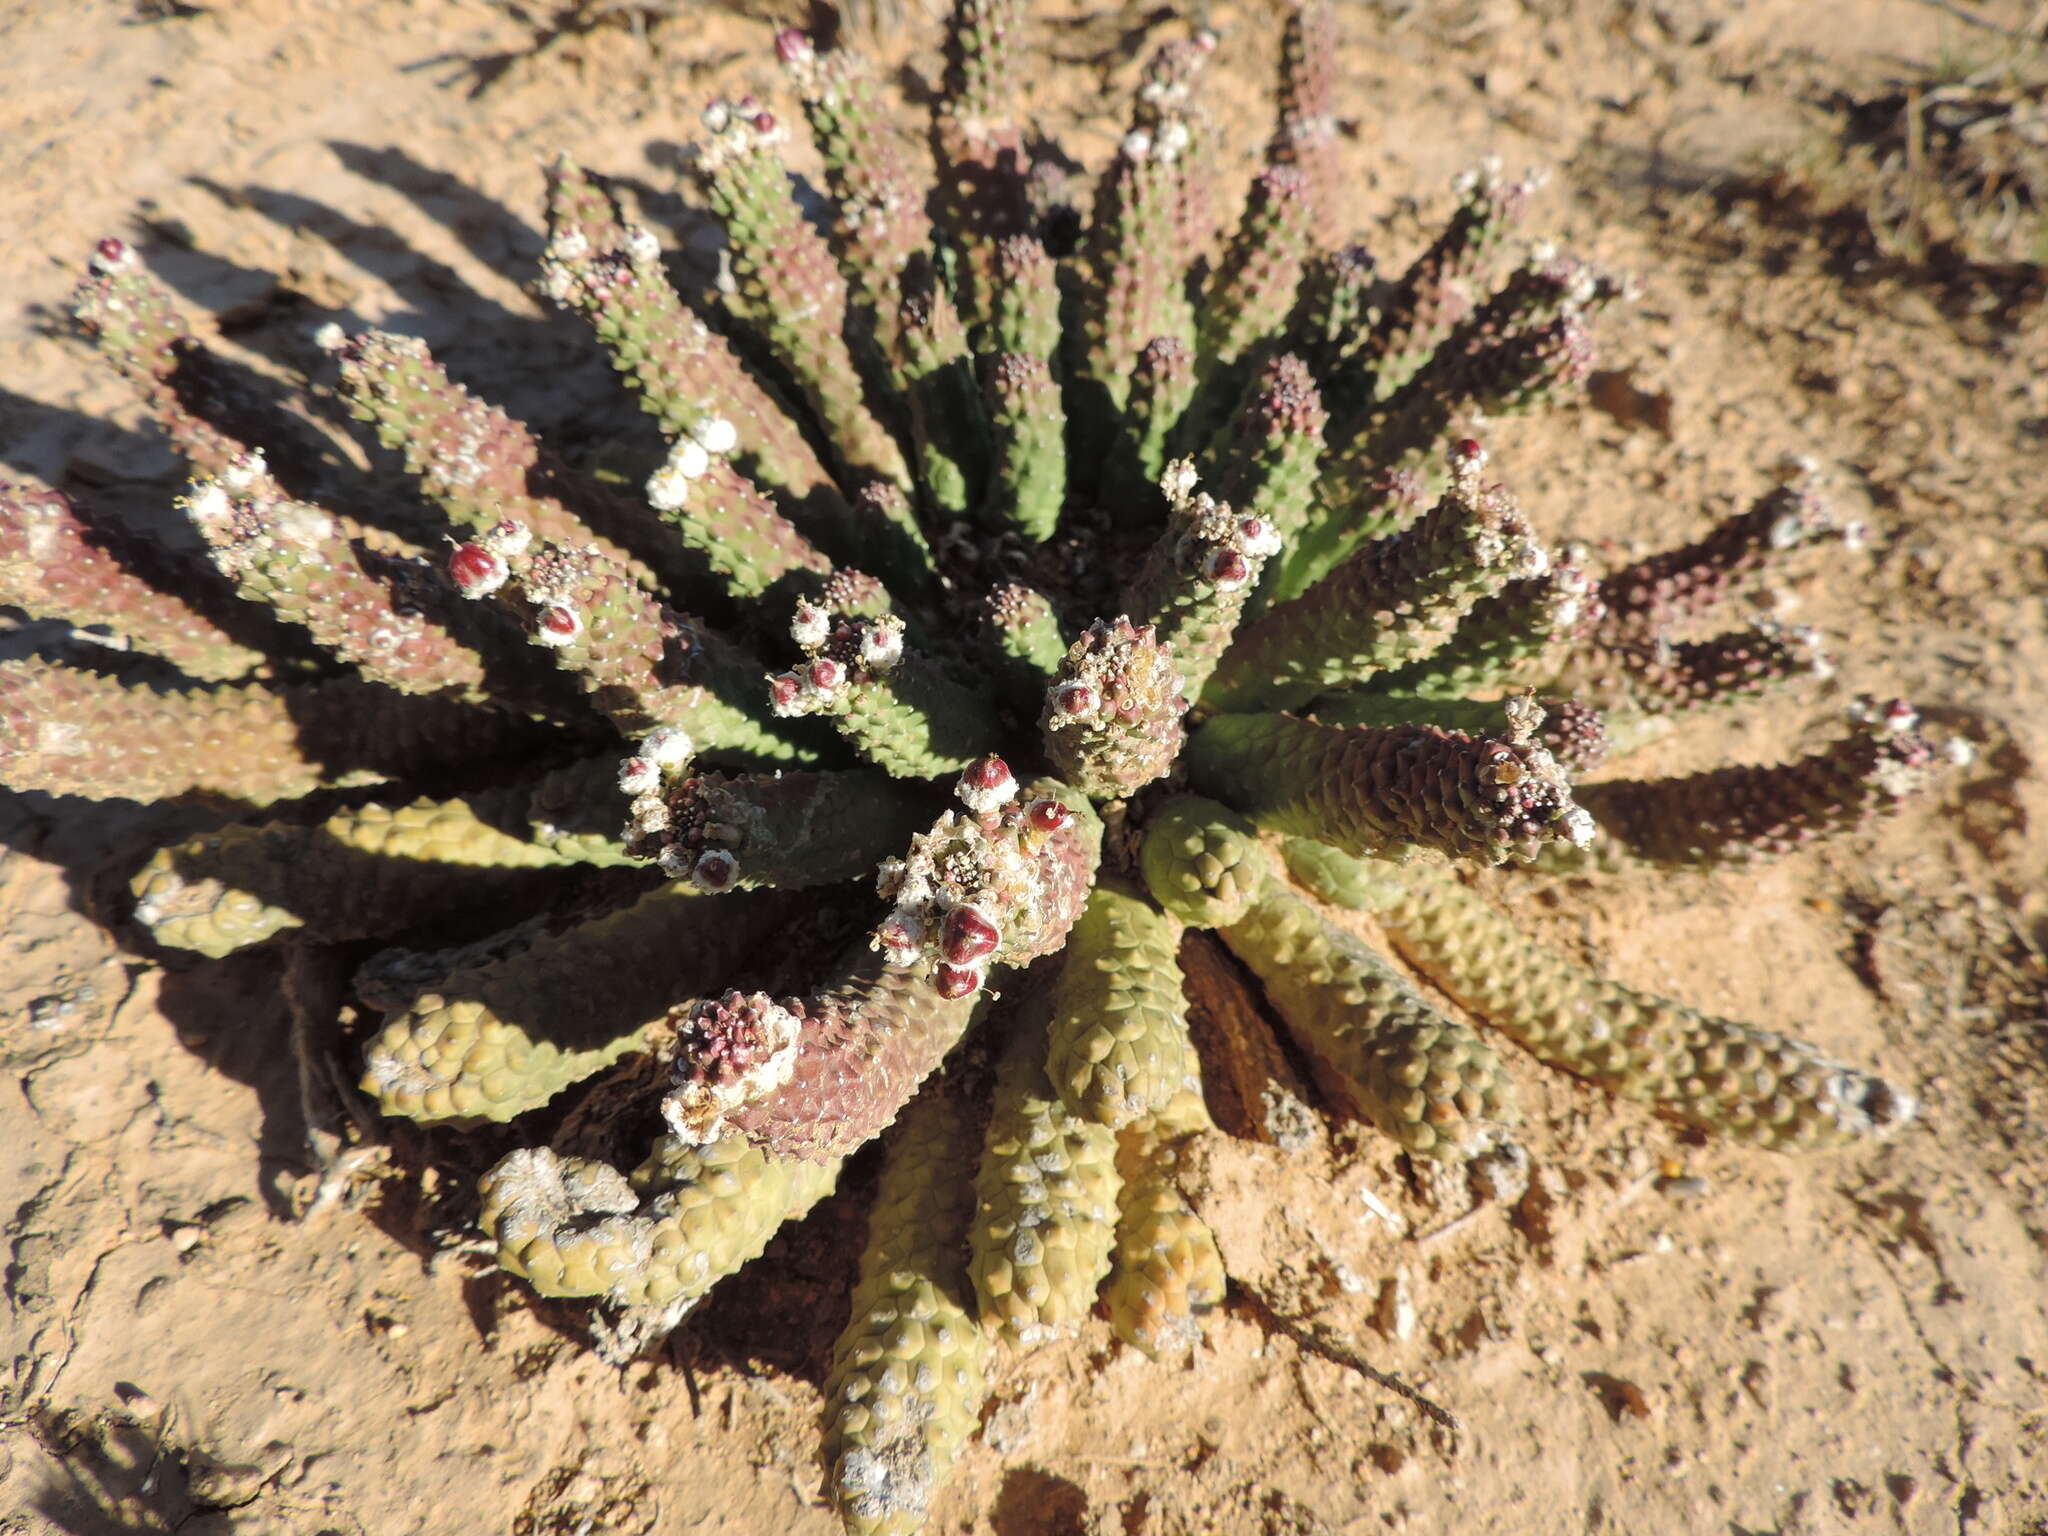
[1375,1268,1416,1341]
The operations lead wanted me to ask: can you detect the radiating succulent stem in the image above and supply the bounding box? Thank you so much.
[779,30,935,375]
[1328,308,1594,487]
[1077,106,1202,418]
[1137,795,1267,929]
[658,773,1094,1153]
[624,767,937,892]
[1218,860,1517,1161]
[1259,462,1425,614]
[0,661,544,805]
[705,956,986,1161]
[1370,862,1918,1149]
[1341,160,1541,408]
[1127,464,1282,704]
[1267,1,1343,239]
[363,883,802,1123]
[970,998,1123,1346]
[132,756,636,957]
[1103,1085,1225,1359]
[1196,165,1314,378]
[1187,700,1594,866]
[984,235,1063,360]
[825,1081,989,1536]
[848,482,940,599]
[450,521,808,758]
[1209,446,1546,712]
[1203,353,1329,570]
[1130,36,1226,260]
[1313,692,1611,779]
[931,0,1035,334]
[1284,243,1380,414]
[941,0,1022,125]
[864,775,1103,1003]
[480,1134,842,1308]
[72,239,254,480]
[332,328,682,595]
[980,583,1068,699]
[895,267,988,517]
[1113,337,1198,501]
[1045,879,1192,1129]
[1,482,263,682]
[1372,546,1597,699]
[642,431,836,600]
[1571,701,1948,868]
[979,352,1067,542]
[770,597,1001,777]
[1276,834,1411,912]
[1040,618,1187,799]
[539,156,846,518]
[181,455,494,699]
[693,103,911,493]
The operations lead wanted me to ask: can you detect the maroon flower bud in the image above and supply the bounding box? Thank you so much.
[752,110,776,134]
[447,541,508,597]
[536,604,582,645]
[774,26,810,62]
[1054,681,1096,716]
[962,754,1011,791]
[1025,798,1073,834]
[934,962,984,1000]
[807,657,843,691]
[940,904,1001,965]
[958,754,1017,813]
[769,671,803,710]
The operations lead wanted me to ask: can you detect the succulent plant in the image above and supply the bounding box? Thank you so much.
[1,2,1962,1532]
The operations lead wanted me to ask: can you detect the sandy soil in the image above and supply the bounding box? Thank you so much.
[3,1,2046,1533]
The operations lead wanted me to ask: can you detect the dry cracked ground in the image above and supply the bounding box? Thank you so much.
[2,1,2045,1533]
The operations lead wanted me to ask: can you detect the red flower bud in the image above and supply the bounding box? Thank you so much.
[934,962,984,1000]
[447,541,507,596]
[940,904,1001,965]
[1054,682,1096,716]
[1025,798,1072,833]
[963,754,1011,792]
[958,754,1017,812]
